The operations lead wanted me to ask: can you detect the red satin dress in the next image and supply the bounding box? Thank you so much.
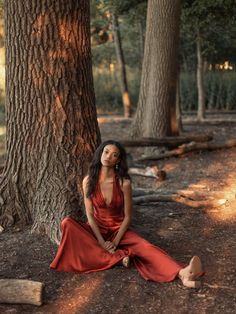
[50,175,182,282]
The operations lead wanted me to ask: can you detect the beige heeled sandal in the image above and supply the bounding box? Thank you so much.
[122,256,130,268]
[178,256,203,288]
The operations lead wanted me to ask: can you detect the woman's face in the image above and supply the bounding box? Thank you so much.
[101,144,120,168]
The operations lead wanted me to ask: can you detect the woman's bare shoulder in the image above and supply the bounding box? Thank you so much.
[82,175,89,189]
[120,178,132,191]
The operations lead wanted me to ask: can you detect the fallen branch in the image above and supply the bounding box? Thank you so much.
[120,134,213,148]
[129,167,166,180]
[133,188,157,197]
[133,194,227,208]
[183,118,236,126]
[136,139,236,162]
[133,188,236,200]
[204,283,236,290]
[0,279,44,306]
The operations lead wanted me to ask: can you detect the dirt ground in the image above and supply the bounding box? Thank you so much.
[0,116,236,314]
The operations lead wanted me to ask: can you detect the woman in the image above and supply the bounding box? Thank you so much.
[50,140,203,288]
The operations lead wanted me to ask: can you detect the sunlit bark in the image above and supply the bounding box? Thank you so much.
[0,0,100,242]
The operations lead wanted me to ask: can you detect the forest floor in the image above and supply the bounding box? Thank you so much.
[0,114,236,314]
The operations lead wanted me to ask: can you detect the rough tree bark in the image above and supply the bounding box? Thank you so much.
[197,30,206,121]
[0,0,101,243]
[131,0,181,138]
[112,13,132,118]
[138,20,144,70]
[176,67,183,133]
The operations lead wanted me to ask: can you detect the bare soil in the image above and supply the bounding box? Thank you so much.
[0,116,236,314]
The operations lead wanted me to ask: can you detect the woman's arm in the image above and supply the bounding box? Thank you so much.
[82,177,115,253]
[82,176,105,246]
[112,179,132,248]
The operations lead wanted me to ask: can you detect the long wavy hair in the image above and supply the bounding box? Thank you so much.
[86,140,131,198]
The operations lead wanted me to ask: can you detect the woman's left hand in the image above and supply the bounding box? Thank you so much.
[103,241,117,253]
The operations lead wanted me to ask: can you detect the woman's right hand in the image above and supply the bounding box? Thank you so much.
[101,241,116,254]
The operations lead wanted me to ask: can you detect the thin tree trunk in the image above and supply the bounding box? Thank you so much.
[197,31,206,121]
[131,0,181,138]
[0,0,100,243]
[112,13,132,118]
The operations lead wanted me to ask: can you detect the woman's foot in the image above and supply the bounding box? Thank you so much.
[122,256,130,268]
[178,256,203,288]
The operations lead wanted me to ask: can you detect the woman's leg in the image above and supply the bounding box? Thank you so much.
[119,229,203,287]
[118,229,182,282]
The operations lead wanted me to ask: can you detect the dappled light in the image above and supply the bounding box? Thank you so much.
[209,61,234,71]
[0,126,5,135]
[58,18,87,53]
[32,14,49,38]
[97,116,130,124]
[48,49,69,61]
[206,180,236,222]
[185,158,236,222]
[162,162,178,173]
[50,95,67,142]
[46,276,103,313]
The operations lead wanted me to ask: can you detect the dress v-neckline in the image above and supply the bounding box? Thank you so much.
[98,175,115,207]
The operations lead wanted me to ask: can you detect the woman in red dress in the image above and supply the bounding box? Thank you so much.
[50,140,203,288]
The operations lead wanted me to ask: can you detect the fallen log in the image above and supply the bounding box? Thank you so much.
[133,188,157,197]
[0,279,43,306]
[183,118,236,126]
[133,188,236,200]
[136,139,236,162]
[133,194,226,208]
[129,166,166,180]
[120,134,213,148]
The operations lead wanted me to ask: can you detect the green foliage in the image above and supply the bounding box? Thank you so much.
[96,0,146,15]
[94,66,236,113]
[180,72,197,110]
[93,65,140,113]
[180,0,236,68]
[180,71,236,111]
[91,0,146,113]
[91,0,236,113]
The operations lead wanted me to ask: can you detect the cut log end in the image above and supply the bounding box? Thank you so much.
[0,279,44,306]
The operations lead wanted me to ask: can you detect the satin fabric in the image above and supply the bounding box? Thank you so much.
[50,175,182,282]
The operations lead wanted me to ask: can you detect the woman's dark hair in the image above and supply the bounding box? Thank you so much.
[86,140,130,198]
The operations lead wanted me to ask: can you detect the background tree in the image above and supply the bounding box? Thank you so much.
[181,0,236,120]
[132,0,181,138]
[91,0,146,114]
[0,0,100,243]
[111,11,132,118]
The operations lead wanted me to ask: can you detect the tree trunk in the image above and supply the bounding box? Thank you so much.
[197,31,206,121]
[131,0,181,138]
[138,20,144,70]
[112,13,132,118]
[0,0,101,243]
[176,68,183,132]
